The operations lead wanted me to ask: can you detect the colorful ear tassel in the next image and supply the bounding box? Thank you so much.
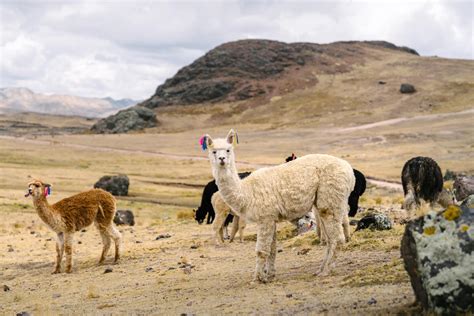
[199,135,207,151]
[44,186,51,197]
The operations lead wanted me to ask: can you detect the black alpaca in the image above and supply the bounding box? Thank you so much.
[348,169,367,217]
[401,156,444,209]
[194,172,251,225]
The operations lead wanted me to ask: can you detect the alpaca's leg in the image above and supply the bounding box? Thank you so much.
[317,209,344,276]
[238,216,246,242]
[108,225,122,263]
[64,232,74,273]
[53,232,64,274]
[229,215,239,242]
[212,209,227,245]
[265,227,277,281]
[342,212,350,243]
[314,208,327,244]
[254,221,276,283]
[97,225,112,264]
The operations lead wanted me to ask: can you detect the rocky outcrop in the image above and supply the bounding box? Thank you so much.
[140,39,419,109]
[90,106,157,134]
[453,176,474,202]
[401,201,474,315]
[113,210,135,226]
[94,175,130,196]
[400,83,416,94]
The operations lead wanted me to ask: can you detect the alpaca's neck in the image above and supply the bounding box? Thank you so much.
[214,162,247,214]
[33,196,58,229]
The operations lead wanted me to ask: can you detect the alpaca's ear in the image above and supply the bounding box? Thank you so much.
[226,129,238,146]
[199,134,213,151]
[44,183,51,187]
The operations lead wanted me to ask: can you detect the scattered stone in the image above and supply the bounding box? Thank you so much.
[114,210,135,226]
[8,246,14,252]
[182,266,192,275]
[297,248,310,255]
[135,240,142,244]
[286,293,293,298]
[349,219,359,226]
[155,233,171,240]
[94,175,129,196]
[378,81,386,85]
[145,267,154,272]
[295,212,316,235]
[190,244,199,249]
[3,284,11,291]
[400,83,416,94]
[277,249,283,253]
[46,238,52,241]
[401,202,473,314]
[368,297,377,305]
[443,169,464,181]
[16,312,30,316]
[355,213,392,231]
[78,241,82,244]
[52,293,61,298]
[91,105,158,134]
[186,301,193,306]
[104,268,113,274]
[168,267,176,270]
[81,229,87,233]
[453,175,474,202]
[30,231,35,234]
[199,255,206,258]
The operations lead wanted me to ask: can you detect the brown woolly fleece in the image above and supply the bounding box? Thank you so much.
[26,180,122,274]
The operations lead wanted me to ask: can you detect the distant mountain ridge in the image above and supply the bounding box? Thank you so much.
[0,87,138,118]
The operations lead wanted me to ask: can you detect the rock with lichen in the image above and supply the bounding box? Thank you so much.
[401,201,474,315]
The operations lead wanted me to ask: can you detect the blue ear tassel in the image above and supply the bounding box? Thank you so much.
[199,135,207,151]
[48,186,51,196]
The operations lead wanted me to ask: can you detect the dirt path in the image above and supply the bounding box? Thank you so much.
[337,108,474,132]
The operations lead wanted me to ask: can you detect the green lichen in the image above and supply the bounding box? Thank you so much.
[423,226,436,236]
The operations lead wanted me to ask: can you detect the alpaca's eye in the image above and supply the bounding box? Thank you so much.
[212,151,217,154]
[226,149,230,153]
[34,184,40,188]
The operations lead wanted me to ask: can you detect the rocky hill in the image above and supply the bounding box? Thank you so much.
[140,40,418,108]
[0,87,137,118]
[92,39,421,133]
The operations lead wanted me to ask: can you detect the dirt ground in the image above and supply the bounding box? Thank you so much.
[1,199,418,315]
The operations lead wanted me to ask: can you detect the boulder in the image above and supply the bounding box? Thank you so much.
[355,213,392,231]
[94,175,129,196]
[400,83,416,94]
[401,200,474,314]
[90,106,157,134]
[453,175,474,202]
[113,210,135,226]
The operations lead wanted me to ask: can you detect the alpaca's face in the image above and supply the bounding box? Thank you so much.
[25,180,50,199]
[208,138,234,169]
[202,129,238,170]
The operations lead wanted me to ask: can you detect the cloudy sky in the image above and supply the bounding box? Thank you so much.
[1,0,472,100]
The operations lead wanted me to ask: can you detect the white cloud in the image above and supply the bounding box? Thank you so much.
[0,0,472,99]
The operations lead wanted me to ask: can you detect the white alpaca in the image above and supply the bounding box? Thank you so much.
[201,129,355,282]
[211,192,246,244]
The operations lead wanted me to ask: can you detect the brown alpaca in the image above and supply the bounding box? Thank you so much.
[211,192,246,244]
[25,180,122,273]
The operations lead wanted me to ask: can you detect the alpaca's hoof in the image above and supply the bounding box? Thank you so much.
[345,236,351,243]
[52,269,61,274]
[113,258,120,264]
[65,268,72,274]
